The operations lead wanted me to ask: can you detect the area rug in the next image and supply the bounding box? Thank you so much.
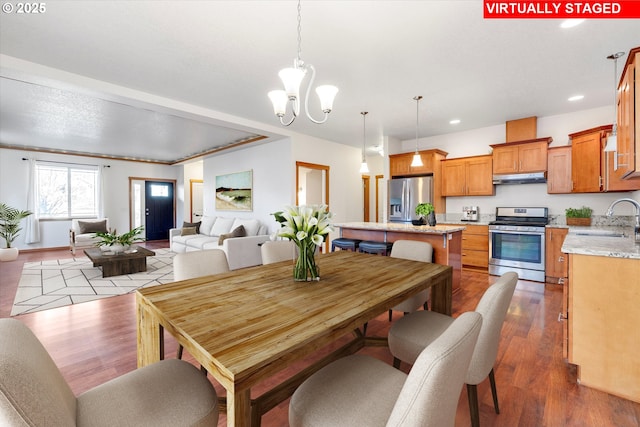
[11,248,176,316]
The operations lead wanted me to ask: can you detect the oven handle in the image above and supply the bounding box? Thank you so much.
[488,229,545,236]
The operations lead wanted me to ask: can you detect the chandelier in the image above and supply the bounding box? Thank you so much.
[267,0,339,126]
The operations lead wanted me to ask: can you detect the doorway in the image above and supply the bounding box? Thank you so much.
[296,161,330,252]
[190,179,203,223]
[129,178,176,241]
[362,175,370,222]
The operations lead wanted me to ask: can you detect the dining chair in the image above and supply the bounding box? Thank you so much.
[288,311,482,427]
[0,318,218,427]
[388,271,519,427]
[389,240,433,319]
[173,249,230,359]
[261,240,297,264]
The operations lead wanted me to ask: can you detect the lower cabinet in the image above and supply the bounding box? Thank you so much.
[545,227,568,283]
[459,224,488,270]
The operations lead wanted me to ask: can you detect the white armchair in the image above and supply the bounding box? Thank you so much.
[69,218,109,255]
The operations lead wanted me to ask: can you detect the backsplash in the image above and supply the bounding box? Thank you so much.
[548,215,636,227]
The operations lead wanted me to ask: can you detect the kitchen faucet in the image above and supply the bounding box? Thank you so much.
[605,198,640,243]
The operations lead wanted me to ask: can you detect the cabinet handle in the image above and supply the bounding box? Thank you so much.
[558,312,566,322]
[558,277,565,284]
[558,256,564,263]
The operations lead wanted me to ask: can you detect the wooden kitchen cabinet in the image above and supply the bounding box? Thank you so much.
[441,155,494,196]
[545,227,568,283]
[460,224,489,270]
[616,46,640,179]
[568,125,640,192]
[389,149,447,177]
[567,254,640,402]
[547,146,572,193]
[570,127,604,192]
[490,138,551,174]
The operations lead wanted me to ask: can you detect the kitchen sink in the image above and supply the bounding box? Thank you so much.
[571,230,627,238]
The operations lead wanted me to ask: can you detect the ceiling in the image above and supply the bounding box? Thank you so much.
[0,1,638,163]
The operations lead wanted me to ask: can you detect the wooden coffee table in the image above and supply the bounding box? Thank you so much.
[84,246,156,277]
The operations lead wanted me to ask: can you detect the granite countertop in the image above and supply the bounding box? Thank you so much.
[561,227,640,259]
[334,222,466,234]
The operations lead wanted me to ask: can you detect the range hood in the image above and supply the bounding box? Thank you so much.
[492,172,547,185]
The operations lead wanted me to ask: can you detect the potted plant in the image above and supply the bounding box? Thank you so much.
[565,206,593,226]
[414,203,436,226]
[95,226,145,253]
[0,203,33,261]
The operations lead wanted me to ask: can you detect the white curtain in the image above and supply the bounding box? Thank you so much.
[98,166,105,218]
[24,159,40,244]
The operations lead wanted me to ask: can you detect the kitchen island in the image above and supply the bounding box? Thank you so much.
[334,222,465,292]
[562,233,640,403]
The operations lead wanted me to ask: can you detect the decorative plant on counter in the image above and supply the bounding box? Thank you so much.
[94,226,145,253]
[415,202,436,226]
[272,205,333,281]
[0,203,33,262]
[565,206,592,226]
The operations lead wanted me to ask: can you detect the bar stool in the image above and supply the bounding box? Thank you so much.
[331,238,362,252]
[358,241,394,256]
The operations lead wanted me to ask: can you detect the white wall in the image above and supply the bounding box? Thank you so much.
[203,138,293,235]
[0,148,180,249]
[391,106,640,218]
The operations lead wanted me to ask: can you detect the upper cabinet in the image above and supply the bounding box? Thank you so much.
[567,125,640,193]
[490,138,551,174]
[616,46,640,179]
[441,155,494,197]
[547,146,572,194]
[570,127,606,192]
[389,149,448,178]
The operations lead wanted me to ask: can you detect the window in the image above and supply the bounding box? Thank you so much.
[36,162,100,219]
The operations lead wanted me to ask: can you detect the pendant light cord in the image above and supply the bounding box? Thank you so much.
[296,0,302,64]
[414,95,422,153]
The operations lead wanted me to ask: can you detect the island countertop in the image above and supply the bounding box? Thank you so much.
[334,222,466,234]
[562,233,640,259]
[334,222,464,292]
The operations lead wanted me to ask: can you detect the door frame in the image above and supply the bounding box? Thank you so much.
[190,179,204,223]
[375,174,384,222]
[296,161,330,252]
[362,174,370,222]
[128,177,177,237]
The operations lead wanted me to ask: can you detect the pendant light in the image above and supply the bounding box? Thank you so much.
[603,51,624,156]
[411,96,424,167]
[359,112,370,173]
[267,0,338,126]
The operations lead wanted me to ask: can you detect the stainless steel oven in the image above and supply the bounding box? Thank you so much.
[489,207,548,282]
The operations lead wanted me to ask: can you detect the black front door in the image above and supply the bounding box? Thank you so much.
[145,181,174,241]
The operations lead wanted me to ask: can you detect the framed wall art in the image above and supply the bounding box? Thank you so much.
[215,170,253,211]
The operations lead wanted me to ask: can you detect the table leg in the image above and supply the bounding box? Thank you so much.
[429,272,452,316]
[136,292,164,367]
[227,388,251,427]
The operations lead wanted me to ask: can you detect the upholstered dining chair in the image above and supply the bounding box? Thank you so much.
[389,240,434,319]
[173,249,230,359]
[0,318,219,427]
[388,271,519,427]
[261,240,297,264]
[289,311,482,427]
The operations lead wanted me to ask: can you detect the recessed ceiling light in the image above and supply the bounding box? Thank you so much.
[560,19,585,28]
[568,95,584,102]
[449,119,461,125]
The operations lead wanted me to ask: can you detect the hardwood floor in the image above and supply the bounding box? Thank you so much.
[1,244,639,426]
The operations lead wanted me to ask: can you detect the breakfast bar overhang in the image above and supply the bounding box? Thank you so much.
[334,222,465,292]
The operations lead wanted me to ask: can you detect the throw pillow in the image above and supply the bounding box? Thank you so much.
[182,221,201,234]
[78,219,108,234]
[218,225,246,245]
[181,226,197,236]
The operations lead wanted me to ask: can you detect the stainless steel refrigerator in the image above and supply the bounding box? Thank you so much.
[388,176,434,223]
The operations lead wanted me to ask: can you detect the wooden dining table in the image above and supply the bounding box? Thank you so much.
[136,250,453,427]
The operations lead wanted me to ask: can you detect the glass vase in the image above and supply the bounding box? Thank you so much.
[293,242,320,281]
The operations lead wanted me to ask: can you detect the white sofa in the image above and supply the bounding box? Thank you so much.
[169,216,270,270]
